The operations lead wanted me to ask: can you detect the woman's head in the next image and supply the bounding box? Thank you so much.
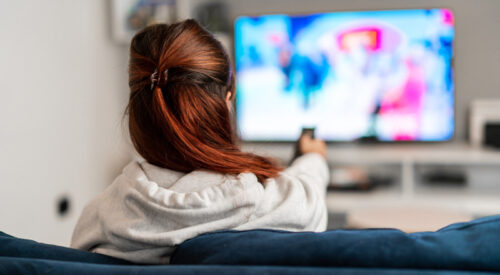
[127,19,282,182]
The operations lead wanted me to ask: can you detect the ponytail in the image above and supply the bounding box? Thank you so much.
[127,20,282,182]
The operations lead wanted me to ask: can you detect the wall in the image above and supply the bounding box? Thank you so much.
[0,0,131,246]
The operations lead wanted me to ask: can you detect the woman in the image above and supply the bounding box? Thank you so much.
[71,19,329,264]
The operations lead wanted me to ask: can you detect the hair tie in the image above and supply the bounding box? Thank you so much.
[150,69,169,90]
[150,69,158,90]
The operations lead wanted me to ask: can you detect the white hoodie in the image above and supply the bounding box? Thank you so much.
[70,153,329,264]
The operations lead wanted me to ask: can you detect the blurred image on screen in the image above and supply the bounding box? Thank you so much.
[234,9,455,141]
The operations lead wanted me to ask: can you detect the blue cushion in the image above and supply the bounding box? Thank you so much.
[0,231,129,265]
[171,214,500,272]
[0,257,487,275]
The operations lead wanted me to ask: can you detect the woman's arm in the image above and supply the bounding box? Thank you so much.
[236,135,330,232]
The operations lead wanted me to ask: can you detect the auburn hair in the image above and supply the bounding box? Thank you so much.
[126,19,282,183]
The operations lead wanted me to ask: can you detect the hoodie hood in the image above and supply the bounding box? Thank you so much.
[71,153,329,264]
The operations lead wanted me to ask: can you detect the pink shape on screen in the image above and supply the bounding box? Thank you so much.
[268,33,285,45]
[394,134,414,141]
[442,9,454,25]
[380,60,426,140]
[336,23,403,53]
[337,27,382,52]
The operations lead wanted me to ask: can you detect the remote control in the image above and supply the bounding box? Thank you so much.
[289,127,316,165]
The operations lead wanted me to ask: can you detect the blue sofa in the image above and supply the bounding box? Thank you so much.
[1,214,500,274]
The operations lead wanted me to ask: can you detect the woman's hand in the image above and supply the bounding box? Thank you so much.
[299,134,327,159]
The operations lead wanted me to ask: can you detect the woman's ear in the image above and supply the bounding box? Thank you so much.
[225,91,233,112]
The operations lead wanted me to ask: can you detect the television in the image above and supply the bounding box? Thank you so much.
[234,9,455,142]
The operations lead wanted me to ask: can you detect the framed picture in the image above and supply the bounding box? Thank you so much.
[110,0,176,44]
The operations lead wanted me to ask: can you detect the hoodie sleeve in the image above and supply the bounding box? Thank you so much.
[285,152,330,196]
[237,153,330,232]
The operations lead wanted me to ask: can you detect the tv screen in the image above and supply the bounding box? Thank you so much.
[234,9,455,142]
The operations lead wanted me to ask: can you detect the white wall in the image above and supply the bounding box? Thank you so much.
[0,0,131,245]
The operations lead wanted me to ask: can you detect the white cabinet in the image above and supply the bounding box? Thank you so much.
[242,142,500,217]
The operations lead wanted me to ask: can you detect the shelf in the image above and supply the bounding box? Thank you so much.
[242,142,500,165]
[243,142,500,216]
[326,187,500,217]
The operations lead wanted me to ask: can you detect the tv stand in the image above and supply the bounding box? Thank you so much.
[242,142,500,217]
